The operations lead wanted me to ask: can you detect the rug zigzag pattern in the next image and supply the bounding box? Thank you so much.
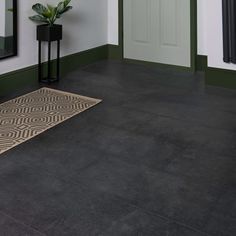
[0,87,101,154]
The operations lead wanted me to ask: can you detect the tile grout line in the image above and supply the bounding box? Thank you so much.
[116,197,213,236]
[120,105,236,134]
[56,153,214,236]
[0,210,46,236]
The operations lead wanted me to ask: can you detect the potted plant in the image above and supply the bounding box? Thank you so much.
[29,0,72,41]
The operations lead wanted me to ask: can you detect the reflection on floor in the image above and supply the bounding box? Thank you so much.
[0,60,235,235]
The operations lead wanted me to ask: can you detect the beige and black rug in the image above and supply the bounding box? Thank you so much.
[0,87,102,155]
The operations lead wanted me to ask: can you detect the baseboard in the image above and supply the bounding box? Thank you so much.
[2,46,236,94]
[205,67,236,89]
[196,55,236,89]
[0,45,108,95]
[107,44,123,60]
[196,55,208,71]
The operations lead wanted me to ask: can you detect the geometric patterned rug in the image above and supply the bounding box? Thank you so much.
[0,87,102,155]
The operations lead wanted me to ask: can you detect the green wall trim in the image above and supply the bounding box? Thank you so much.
[0,65,38,95]
[0,45,108,95]
[118,0,124,59]
[206,67,236,89]
[107,44,122,60]
[196,55,208,71]
[190,0,198,72]
[0,37,4,49]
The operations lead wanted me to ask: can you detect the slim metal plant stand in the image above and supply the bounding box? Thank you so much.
[37,24,62,83]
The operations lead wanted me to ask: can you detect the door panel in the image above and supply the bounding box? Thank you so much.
[124,0,157,62]
[160,0,178,47]
[131,0,150,43]
[124,0,191,67]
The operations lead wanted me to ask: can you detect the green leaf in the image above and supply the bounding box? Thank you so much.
[58,5,72,15]
[29,15,49,23]
[29,0,73,25]
[44,4,57,25]
[42,10,51,18]
[47,4,54,13]
[63,0,71,8]
[32,3,47,16]
[57,2,64,13]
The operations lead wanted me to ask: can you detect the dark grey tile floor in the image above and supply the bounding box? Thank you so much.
[0,60,236,236]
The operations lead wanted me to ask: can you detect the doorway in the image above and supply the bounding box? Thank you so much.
[118,0,197,71]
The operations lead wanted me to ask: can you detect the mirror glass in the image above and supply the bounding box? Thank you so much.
[0,0,17,60]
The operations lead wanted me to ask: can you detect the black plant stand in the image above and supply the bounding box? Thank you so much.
[37,24,62,83]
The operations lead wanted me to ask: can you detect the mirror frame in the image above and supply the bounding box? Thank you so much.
[0,0,17,60]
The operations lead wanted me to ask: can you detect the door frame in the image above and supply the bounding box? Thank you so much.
[118,0,197,71]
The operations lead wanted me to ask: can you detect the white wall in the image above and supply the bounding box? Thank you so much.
[197,0,207,56]
[195,0,236,70]
[198,0,236,70]
[0,0,108,75]
[205,0,236,70]
[108,0,118,45]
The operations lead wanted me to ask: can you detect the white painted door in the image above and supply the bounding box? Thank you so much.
[124,0,191,67]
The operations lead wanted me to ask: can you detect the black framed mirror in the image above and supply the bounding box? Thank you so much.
[0,0,17,60]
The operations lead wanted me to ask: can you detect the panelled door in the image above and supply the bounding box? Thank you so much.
[123,0,191,67]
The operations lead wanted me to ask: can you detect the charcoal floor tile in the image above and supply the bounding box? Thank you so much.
[102,209,208,236]
[78,124,182,172]
[0,212,44,236]
[203,186,236,236]
[46,189,135,236]
[204,214,236,236]
[1,60,236,235]
[0,165,135,235]
[165,151,236,184]
[74,158,220,231]
[0,141,103,184]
